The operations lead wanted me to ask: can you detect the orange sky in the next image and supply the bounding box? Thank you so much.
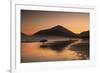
[21,10,89,35]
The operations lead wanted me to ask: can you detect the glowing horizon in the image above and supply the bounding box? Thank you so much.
[21,10,89,35]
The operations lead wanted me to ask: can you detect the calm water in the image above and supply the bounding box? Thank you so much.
[21,39,89,63]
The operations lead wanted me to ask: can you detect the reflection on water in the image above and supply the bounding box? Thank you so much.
[21,39,89,63]
[40,40,76,52]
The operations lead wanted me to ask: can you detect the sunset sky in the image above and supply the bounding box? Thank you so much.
[21,10,89,35]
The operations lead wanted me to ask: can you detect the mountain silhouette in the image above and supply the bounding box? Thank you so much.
[21,32,32,42]
[21,26,89,42]
[78,31,89,38]
[32,25,78,39]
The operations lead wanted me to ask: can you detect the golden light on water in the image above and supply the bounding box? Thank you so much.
[21,43,82,62]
